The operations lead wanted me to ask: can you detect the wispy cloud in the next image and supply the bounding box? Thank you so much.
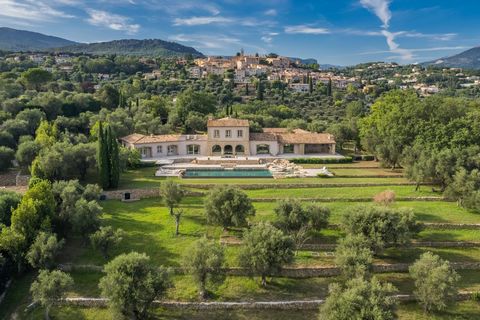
[359,0,415,61]
[0,0,74,21]
[86,9,140,34]
[169,33,266,53]
[285,25,330,35]
[264,9,277,16]
[360,0,391,28]
[173,16,233,26]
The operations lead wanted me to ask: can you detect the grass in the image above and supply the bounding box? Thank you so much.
[3,166,480,319]
[243,185,438,199]
[118,167,412,188]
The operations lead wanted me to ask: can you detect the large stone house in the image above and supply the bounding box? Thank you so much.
[120,117,336,159]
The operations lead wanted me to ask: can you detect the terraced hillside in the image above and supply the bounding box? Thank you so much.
[2,161,480,319]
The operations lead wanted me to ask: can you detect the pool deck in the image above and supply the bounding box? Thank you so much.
[142,153,344,163]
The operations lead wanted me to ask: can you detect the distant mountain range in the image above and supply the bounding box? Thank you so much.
[423,47,480,69]
[0,27,203,57]
[0,27,77,51]
[53,39,204,57]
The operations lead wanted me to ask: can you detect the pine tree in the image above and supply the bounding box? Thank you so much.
[97,122,110,189]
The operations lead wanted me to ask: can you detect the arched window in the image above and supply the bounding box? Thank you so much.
[212,145,222,154]
[256,144,270,155]
[187,144,200,155]
[224,145,233,155]
[235,145,245,154]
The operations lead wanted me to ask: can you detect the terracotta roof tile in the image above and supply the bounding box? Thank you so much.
[278,133,335,144]
[249,132,278,141]
[207,117,249,127]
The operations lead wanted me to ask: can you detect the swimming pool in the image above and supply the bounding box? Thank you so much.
[183,168,273,178]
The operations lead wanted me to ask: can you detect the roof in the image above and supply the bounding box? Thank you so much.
[207,117,249,127]
[263,128,310,134]
[249,132,278,141]
[278,133,335,144]
[120,134,207,145]
[120,133,145,144]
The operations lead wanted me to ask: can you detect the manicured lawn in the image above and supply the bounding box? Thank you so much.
[118,167,411,188]
[244,185,438,199]
[331,168,404,176]
[21,302,480,320]
[253,200,480,224]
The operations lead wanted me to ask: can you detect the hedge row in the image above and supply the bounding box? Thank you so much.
[290,157,353,164]
[352,155,375,161]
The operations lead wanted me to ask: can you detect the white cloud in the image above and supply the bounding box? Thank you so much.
[360,0,391,28]
[285,25,330,35]
[169,33,266,53]
[264,9,277,16]
[173,16,233,26]
[86,9,140,34]
[0,0,74,21]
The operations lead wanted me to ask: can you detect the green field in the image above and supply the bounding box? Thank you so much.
[3,163,480,319]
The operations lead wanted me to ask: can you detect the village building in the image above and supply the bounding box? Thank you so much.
[120,117,336,159]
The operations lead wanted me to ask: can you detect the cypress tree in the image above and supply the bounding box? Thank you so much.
[245,83,249,95]
[108,126,120,189]
[308,76,313,94]
[97,122,110,189]
[256,81,264,101]
[327,78,333,97]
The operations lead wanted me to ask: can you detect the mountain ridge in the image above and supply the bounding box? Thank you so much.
[0,27,78,51]
[423,46,480,69]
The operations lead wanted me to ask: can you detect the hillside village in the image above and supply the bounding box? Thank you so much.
[2,51,480,98]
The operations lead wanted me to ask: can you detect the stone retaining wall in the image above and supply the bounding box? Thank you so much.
[0,171,17,186]
[15,173,30,186]
[251,196,446,203]
[102,189,203,200]
[181,182,427,190]
[58,262,480,278]
[62,292,474,310]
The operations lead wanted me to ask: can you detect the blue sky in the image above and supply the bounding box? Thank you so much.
[1,0,479,65]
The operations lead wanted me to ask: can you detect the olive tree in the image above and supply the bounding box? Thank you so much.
[159,180,184,216]
[71,199,102,244]
[239,222,294,286]
[274,199,329,250]
[319,276,397,320]
[30,270,74,320]
[334,234,373,278]
[26,232,64,269]
[340,205,420,254]
[204,186,255,229]
[90,226,124,259]
[183,237,225,299]
[99,252,172,319]
[409,252,460,313]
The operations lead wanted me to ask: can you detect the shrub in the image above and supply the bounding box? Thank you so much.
[373,190,396,206]
[0,146,15,171]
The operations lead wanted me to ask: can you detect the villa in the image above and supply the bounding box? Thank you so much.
[120,117,336,159]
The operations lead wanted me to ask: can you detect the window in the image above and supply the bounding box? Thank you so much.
[283,144,294,154]
[156,145,162,154]
[167,145,178,156]
[226,130,232,138]
[214,130,220,138]
[187,144,200,155]
[237,130,243,138]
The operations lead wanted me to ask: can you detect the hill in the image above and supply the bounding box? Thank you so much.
[54,39,204,57]
[423,47,480,69]
[0,27,77,51]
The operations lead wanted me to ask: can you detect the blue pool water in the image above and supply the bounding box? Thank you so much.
[184,168,272,178]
